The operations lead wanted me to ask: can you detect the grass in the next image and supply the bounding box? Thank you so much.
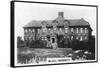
[17,47,73,64]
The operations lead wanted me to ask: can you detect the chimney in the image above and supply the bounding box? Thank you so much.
[58,12,64,18]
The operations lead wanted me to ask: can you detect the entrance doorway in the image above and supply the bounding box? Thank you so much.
[52,38,55,43]
[51,37,57,48]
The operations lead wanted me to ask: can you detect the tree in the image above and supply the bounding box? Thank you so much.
[17,36,24,48]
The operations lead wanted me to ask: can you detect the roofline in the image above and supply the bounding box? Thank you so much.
[23,25,90,28]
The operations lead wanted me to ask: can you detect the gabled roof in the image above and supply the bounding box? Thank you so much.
[23,12,90,28]
[68,18,90,26]
[24,18,90,28]
[24,20,42,27]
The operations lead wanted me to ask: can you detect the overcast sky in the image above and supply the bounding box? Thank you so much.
[15,2,97,39]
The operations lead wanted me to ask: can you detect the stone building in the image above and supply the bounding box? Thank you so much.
[23,12,92,48]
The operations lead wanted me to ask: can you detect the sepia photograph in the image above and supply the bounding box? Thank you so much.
[11,1,98,67]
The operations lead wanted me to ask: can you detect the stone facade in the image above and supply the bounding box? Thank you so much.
[23,12,92,48]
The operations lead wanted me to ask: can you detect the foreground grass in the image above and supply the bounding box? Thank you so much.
[17,47,73,64]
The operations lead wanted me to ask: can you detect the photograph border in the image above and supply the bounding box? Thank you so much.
[10,1,98,67]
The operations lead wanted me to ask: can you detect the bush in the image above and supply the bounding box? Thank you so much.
[17,36,25,48]
[71,36,95,54]
[29,40,47,48]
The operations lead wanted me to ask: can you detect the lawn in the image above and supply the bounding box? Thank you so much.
[17,47,73,64]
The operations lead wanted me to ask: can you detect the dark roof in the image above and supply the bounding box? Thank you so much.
[24,17,90,28]
[24,20,42,27]
[68,18,90,26]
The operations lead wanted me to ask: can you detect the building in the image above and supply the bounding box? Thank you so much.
[23,12,92,48]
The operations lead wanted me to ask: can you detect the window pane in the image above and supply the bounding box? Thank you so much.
[76,28,79,33]
[65,28,68,33]
[80,36,83,41]
[85,28,87,33]
[32,29,34,32]
[71,28,74,32]
[81,28,83,33]
[25,29,27,33]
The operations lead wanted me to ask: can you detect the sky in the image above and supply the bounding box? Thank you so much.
[15,2,97,39]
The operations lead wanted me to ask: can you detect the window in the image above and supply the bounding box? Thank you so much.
[71,28,74,32]
[80,36,83,41]
[53,28,57,33]
[71,36,73,40]
[54,28,56,30]
[43,28,47,32]
[48,28,51,31]
[25,29,28,33]
[45,37,47,40]
[65,28,68,33]
[37,29,40,33]
[29,36,32,40]
[76,36,79,40]
[32,29,35,32]
[32,37,35,40]
[67,36,69,38]
[24,37,27,40]
[85,36,87,40]
[59,28,62,31]
[85,28,88,33]
[76,28,79,33]
[47,36,50,41]
[80,28,83,33]
[59,28,62,34]
[41,37,44,40]
[29,29,31,32]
